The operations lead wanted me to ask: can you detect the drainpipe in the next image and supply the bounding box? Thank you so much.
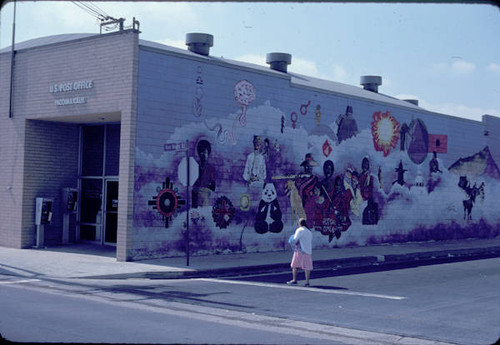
[9,0,17,119]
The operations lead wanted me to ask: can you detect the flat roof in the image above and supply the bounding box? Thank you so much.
[0,32,467,119]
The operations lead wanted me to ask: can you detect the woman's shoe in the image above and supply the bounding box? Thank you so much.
[286,280,297,286]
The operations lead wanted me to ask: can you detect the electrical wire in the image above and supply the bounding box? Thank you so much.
[71,1,113,21]
[72,1,132,33]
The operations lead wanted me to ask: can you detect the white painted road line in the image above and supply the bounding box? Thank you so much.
[0,279,41,285]
[198,278,407,300]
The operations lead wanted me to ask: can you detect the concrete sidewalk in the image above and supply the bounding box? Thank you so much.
[1,238,499,280]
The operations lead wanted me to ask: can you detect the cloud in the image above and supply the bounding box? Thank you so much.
[289,57,321,78]
[158,38,186,50]
[395,94,420,102]
[331,65,347,83]
[235,54,266,67]
[487,63,500,73]
[418,99,500,122]
[451,60,476,74]
[432,59,476,75]
[234,54,324,79]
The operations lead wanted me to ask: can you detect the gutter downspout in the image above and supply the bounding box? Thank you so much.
[9,0,17,119]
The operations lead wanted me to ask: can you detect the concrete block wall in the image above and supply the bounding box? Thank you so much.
[22,120,79,246]
[132,46,500,260]
[0,30,138,253]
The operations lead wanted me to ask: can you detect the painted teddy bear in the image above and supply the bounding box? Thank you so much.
[255,182,284,234]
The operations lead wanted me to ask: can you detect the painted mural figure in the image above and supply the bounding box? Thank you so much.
[314,160,341,240]
[255,183,284,234]
[393,160,407,186]
[359,157,374,201]
[359,157,379,225]
[344,168,363,217]
[303,184,326,233]
[319,160,335,200]
[296,153,319,208]
[400,123,409,151]
[330,174,353,240]
[243,135,267,187]
[336,105,358,143]
[458,176,485,221]
[192,139,216,208]
[428,151,443,193]
[429,151,442,174]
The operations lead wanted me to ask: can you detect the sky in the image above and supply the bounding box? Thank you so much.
[1,1,499,122]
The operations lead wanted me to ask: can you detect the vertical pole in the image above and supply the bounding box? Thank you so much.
[9,0,17,119]
[186,140,190,266]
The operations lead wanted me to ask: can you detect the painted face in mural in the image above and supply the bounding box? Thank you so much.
[262,183,277,203]
[253,135,262,152]
[362,157,370,172]
[300,153,318,175]
[197,140,211,165]
[323,160,335,178]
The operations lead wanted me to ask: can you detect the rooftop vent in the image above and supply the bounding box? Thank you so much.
[403,99,419,106]
[185,33,213,56]
[266,52,292,73]
[360,75,382,93]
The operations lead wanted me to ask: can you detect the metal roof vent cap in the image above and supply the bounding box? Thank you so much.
[185,33,214,56]
[360,75,382,93]
[403,99,419,106]
[266,52,292,73]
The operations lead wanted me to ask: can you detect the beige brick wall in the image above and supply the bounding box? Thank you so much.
[0,30,138,255]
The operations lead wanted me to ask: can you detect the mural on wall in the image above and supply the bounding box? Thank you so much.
[133,62,500,259]
[337,106,358,143]
[191,139,216,208]
[147,177,186,228]
[243,135,267,187]
[406,118,429,164]
[255,182,284,234]
[371,110,400,157]
[212,195,236,229]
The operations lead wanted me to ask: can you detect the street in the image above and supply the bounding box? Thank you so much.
[1,258,499,345]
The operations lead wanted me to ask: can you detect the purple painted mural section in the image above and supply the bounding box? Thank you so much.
[133,64,500,259]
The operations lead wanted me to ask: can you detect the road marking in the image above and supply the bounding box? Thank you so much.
[0,279,41,285]
[198,278,407,300]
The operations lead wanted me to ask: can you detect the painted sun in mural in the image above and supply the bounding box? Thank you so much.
[371,111,400,157]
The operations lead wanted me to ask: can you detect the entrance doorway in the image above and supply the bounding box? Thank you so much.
[78,124,120,245]
[104,180,118,244]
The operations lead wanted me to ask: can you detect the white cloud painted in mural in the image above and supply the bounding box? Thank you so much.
[136,98,500,249]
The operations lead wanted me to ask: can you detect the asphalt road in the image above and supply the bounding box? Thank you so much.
[1,258,499,345]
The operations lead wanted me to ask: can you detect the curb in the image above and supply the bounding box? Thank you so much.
[80,245,500,280]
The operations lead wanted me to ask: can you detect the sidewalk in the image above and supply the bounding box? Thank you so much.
[1,237,499,280]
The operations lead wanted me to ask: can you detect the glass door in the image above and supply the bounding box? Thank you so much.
[79,178,103,242]
[104,180,118,245]
[78,124,120,245]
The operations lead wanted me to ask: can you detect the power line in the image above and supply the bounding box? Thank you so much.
[71,1,111,21]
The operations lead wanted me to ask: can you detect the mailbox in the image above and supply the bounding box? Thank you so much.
[62,188,79,213]
[35,197,53,225]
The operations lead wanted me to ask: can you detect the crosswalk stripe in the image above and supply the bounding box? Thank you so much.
[198,278,407,300]
[0,279,41,285]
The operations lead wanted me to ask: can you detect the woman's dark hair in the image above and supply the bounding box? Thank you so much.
[299,218,307,227]
[197,139,211,155]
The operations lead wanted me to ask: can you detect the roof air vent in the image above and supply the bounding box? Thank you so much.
[360,75,382,93]
[185,33,214,56]
[266,52,292,73]
[403,99,419,106]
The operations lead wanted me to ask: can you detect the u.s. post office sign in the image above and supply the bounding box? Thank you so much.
[49,80,94,106]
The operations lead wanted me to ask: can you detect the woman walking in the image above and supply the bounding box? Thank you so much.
[287,218,313,287]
